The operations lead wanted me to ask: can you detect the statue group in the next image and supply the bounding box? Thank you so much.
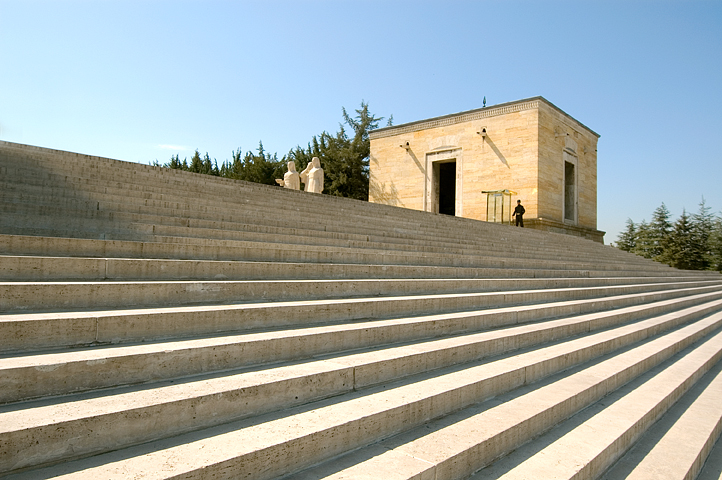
[276,157,324,194]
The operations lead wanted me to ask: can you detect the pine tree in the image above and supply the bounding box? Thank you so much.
[649,203,672,263]
[228,142,285,186]
[168,154,183,170]
[710,216,722,272]
[666,210,695,270]
[615,218,637,252]
[154,101,387,198]
[201,153,214,176]
[287,101,383,200]
[614,199,721,271]
[223,148,245,180]
[632,221,655,259]
[689,197,715,270]
[188,150,203,173]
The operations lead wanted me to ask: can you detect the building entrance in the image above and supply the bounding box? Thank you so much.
[436,161,456,216]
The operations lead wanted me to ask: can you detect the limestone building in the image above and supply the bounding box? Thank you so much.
[369,96,605,243]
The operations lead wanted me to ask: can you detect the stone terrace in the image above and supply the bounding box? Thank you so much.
[1,140,721,479]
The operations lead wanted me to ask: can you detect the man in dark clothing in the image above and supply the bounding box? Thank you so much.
[513,200,525,227]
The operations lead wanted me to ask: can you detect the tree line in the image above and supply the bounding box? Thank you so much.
[614,199,722,271]
[153,102,388,201]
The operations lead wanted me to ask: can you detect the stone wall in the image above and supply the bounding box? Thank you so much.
[536,100,599,232]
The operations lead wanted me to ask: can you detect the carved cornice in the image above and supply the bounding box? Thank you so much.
[370,96,599,140]
[370,99,541,140]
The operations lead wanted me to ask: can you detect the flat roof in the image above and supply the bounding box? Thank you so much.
[369,96,600,140]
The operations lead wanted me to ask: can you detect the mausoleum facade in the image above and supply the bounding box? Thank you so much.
[369,96,605,243]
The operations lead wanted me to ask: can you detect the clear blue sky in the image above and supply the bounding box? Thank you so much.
[1,0,720,243]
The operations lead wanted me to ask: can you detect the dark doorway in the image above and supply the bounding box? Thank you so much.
[438,161,456,216]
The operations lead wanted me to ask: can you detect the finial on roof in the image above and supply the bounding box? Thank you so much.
[483,96,486,108]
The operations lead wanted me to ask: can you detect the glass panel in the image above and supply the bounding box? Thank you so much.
[488,194,501,223]
[484,190,515,224]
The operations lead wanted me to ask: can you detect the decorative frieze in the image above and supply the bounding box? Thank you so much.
[370,100,540,140]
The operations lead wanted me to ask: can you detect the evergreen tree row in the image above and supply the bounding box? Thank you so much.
[614,199,722,271]
[154,102,387,201]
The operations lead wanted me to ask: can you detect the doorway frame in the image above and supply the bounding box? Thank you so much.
[424,148,463,216]
[563,150,578,225]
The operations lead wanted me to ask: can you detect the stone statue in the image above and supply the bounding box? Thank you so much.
[300,157,324,194]
[275,161,301,190]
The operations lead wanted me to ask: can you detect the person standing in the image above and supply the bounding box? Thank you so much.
[513,200,525,227]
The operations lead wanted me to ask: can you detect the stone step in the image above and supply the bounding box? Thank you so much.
[1,187,639,267]
[0,254,625,282]
[473,355,722,480]
[0,169,636,260]
[0,166,671,267]
[0,148,284,194]
[3,140,721,479]
[284,315,722,480]
[477,331,722,480]
[0,149,616,252]
[0,181,473,249]
[0,162,502,238]
[0,148,274,195]
[0,233,679,277]
[0,158,593,256]
[0,190,625,267]
[134,222,647,267]
[0,175,496,236]
[0,220,662,280]
[0,222,620,280]
[5,282,721,354]
[5,303,721,479]
[3,291,720,403]
[598,359,722,480]
[687,422,722,480]
[0,184,448,244]
[0,156,660,274]
[139,233,678,273]
[140,222,634,265]
[1,251,704,286]
[0,154,604,251]
[0,152,532,236]
[0,205,634,268]
[0,168,620,244]
[0,145,638,253]
[6,276,719,314]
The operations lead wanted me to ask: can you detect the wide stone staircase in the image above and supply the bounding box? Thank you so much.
[1,139,721,479]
